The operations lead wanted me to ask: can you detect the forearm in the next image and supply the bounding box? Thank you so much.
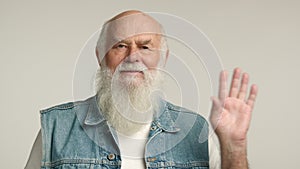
[220,140,248,169]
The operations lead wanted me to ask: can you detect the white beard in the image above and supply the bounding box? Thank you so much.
[95,62,162,136]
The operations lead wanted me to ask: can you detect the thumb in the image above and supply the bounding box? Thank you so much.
[210,96,224,117]
[210,96,221,108]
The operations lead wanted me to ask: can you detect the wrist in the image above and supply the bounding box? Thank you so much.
[217,133,248,150]
[219,139,248,169]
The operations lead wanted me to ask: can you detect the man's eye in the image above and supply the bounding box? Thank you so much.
[141,46,149,50]
[117,44,127,48]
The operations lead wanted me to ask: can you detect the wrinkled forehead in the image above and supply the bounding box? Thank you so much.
[104,13,163,44]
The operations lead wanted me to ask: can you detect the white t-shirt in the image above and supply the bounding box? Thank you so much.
[116,123,151,169]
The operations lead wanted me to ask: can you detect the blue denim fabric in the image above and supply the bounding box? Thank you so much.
[40,95,209,169]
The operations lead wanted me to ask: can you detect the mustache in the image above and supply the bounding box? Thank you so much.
[118,63,148,72]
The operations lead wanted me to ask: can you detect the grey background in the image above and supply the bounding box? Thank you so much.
[1,0,299,168]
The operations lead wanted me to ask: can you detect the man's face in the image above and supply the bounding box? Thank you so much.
[96,13,166,85]
[104,34,161,80]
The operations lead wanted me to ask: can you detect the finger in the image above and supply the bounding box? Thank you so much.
[229,68,241,97]
[229,68,242,97]
[237,73,249,100]
[246,84,258,110]
[218,70,228,102]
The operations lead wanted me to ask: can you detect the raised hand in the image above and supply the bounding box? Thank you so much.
[209,68,258,169]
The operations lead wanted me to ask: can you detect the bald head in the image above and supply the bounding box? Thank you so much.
[105,10,146,23]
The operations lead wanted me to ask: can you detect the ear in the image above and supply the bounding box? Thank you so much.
[95,48,102,67]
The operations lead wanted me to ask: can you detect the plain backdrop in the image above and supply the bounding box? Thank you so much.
[1,0,300,168]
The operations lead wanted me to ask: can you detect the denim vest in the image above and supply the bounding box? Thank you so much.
[40,95,209,169]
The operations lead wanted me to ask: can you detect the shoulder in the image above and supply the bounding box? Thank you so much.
[40,96,95,115]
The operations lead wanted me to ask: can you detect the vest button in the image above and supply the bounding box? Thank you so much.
[150,126,157,130]
[107,153,116,160]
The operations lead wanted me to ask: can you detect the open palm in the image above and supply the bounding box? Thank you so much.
[210,68,258,144]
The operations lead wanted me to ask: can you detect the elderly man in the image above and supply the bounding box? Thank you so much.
[25,10,258,169]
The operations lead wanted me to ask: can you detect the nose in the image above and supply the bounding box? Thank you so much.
[124,46,141,63]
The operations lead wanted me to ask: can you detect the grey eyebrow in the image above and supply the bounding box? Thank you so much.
[136,39,152,45]
[119,39,132,45]
[111,37,153,46]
